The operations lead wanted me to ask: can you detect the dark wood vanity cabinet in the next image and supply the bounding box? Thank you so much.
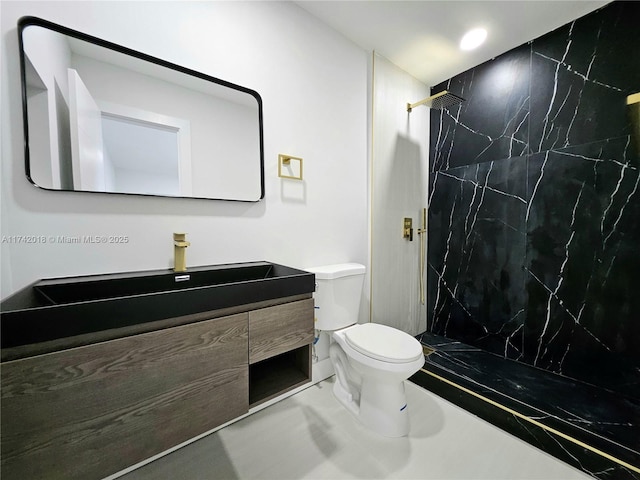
[0,298,314,480]
[248,298,315,406]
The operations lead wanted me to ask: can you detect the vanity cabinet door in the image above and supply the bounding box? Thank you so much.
[249,298,314,364]
[0,313,249,480]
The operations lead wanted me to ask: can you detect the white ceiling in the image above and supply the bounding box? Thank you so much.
[296,1,611,87]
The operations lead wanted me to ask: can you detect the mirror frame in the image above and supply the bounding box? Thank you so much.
[18,16,265,202]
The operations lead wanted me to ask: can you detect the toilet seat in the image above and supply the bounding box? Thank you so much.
[344,323,423,364]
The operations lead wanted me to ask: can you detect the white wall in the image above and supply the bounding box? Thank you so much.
[370,53,430,336]
[0,1,368,298]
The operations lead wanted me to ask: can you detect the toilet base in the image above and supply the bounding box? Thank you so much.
[333,375,410,437]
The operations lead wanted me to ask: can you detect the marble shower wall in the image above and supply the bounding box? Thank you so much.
[427,1,640,398]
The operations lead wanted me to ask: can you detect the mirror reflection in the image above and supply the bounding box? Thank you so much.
[19,17,264,201]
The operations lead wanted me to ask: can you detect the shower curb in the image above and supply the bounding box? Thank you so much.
[409,336,640,480]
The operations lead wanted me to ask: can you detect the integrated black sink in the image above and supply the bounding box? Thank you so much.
[34,263,276,304]
[1,261,315,359]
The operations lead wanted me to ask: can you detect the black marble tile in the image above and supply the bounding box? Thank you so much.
[525,137,640,398]
[430,44,531,171]
[412,332,640,480]
[416,332,479,351]
[420,334,640,459]
[411,369,640,480]
[427,157,528,359]
[529,1,640,153]
[427,0,640,404]
[423,4,640,475]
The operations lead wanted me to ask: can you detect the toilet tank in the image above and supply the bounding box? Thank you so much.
[306,263,366,331]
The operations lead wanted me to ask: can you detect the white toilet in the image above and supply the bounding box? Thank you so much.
[307,263,425,437]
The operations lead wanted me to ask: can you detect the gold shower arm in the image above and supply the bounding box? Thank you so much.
[407,90,465,112]
[407,91,450,112]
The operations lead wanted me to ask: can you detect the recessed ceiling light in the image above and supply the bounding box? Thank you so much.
[460,28,487,51]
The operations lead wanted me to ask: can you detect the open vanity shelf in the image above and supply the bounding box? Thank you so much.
[250,345,311,406]
[248,298,314,407]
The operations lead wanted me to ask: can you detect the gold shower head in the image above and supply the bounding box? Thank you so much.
[407,90,465,112]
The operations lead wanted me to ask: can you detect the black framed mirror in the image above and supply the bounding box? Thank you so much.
[18,16,264,202]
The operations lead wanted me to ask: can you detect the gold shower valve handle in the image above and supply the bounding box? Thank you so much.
[403,218,413,241]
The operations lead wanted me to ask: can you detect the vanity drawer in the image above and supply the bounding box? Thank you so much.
[248,299,314,364]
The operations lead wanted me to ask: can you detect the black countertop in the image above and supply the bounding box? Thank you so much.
[1,261,315,361]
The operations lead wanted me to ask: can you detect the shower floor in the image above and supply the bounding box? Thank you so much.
[410,332,640,480]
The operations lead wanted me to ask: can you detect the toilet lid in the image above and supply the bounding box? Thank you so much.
[344,323,424,363]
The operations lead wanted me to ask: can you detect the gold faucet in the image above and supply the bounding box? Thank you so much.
[173,233,191,272]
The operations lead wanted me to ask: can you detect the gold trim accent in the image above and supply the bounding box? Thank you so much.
[419,368,640,474]
[278,154,303,180]
[422,346,435,356]
[627,92,640,105]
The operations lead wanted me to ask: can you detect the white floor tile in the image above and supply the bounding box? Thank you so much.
[120,377,592,480]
